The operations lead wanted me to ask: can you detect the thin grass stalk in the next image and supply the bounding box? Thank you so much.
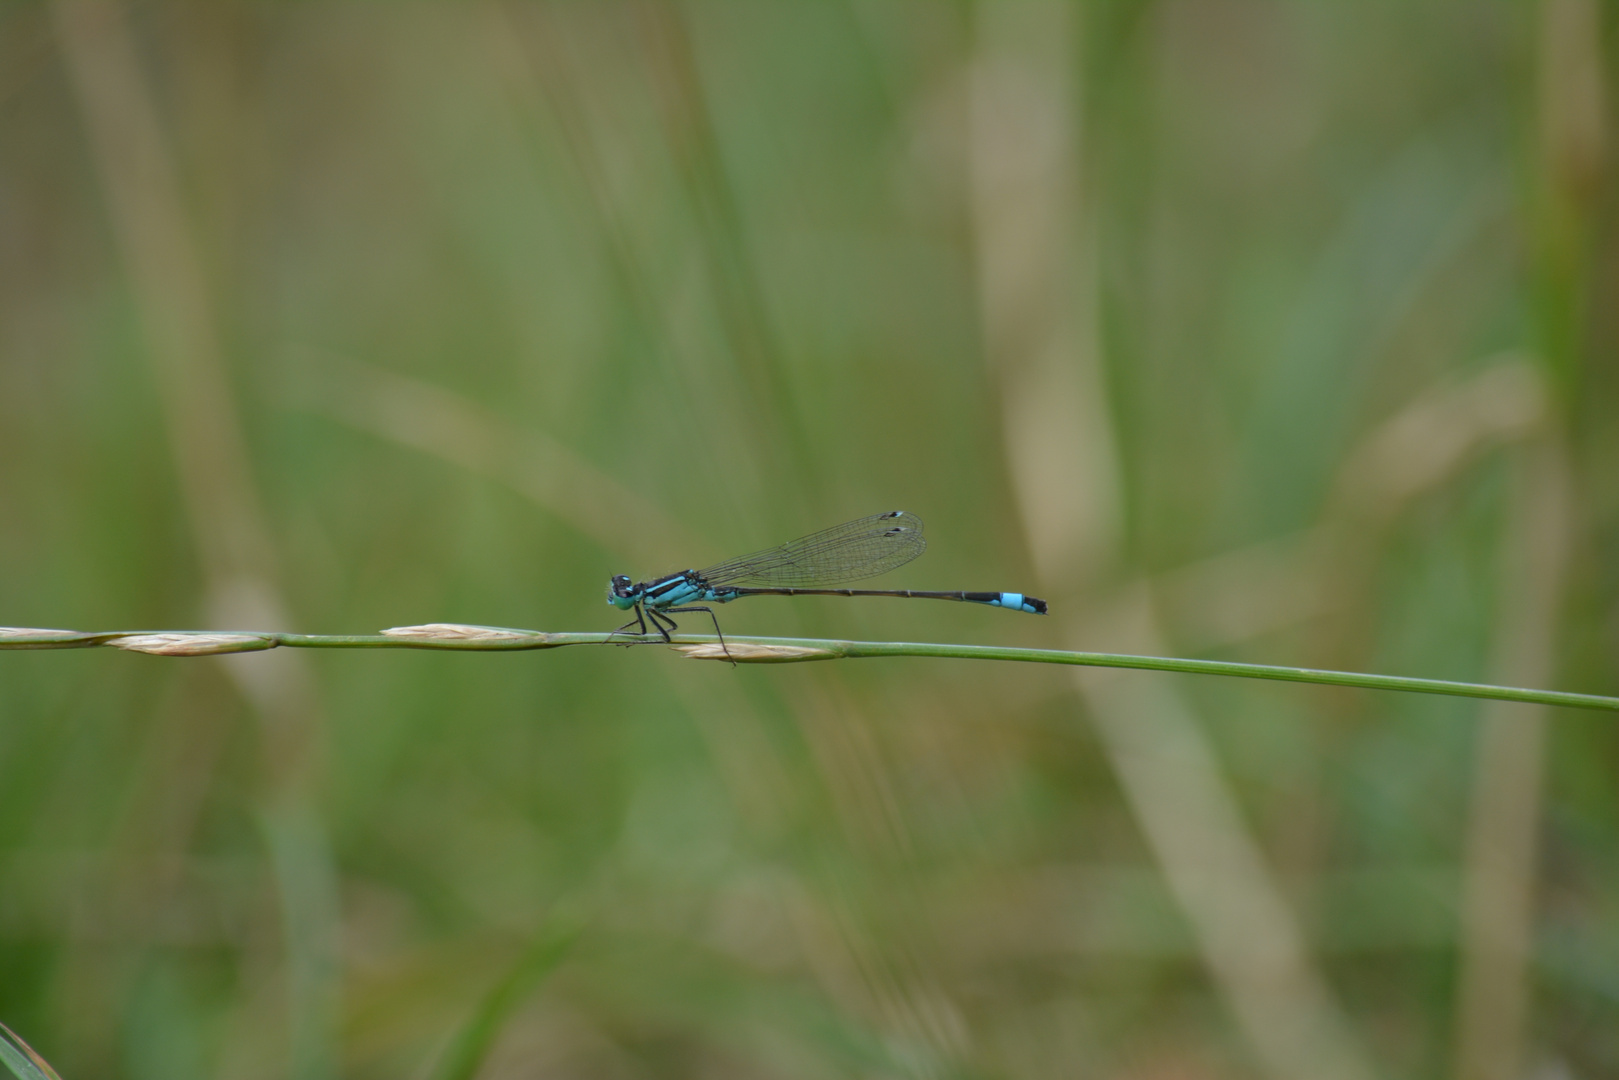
[4,627,1615,712]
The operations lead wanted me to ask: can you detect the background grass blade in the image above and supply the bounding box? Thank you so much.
[426,923,581,1080]
[0,1023,63,1080]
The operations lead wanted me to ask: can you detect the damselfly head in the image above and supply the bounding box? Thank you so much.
[607,575,639,609]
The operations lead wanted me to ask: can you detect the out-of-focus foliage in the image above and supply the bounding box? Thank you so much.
[0,1,1614,1078]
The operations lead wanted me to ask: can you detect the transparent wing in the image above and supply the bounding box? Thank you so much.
[698,511,926,587]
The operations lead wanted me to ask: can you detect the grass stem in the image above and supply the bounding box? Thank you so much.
[3,626,1614,713]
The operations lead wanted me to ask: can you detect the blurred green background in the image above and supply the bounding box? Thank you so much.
[1,0,1616,1077]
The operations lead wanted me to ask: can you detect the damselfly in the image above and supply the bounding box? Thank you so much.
[606,510,1046,656]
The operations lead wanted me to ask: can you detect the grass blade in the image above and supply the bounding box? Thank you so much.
[0,1022,63,1080]
[427,921,581,1080]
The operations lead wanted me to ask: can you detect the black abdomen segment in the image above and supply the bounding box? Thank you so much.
[729,587,1047,615]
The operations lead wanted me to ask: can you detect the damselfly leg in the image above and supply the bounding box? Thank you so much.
[605,603,652,646]
[659,605,732,662]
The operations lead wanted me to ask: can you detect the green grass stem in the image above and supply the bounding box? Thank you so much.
[3,626,1614,713]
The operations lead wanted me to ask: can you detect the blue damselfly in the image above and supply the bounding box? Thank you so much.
[607,510,1046,657]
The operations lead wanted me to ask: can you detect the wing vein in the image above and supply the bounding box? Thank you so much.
[698,511,926,587]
